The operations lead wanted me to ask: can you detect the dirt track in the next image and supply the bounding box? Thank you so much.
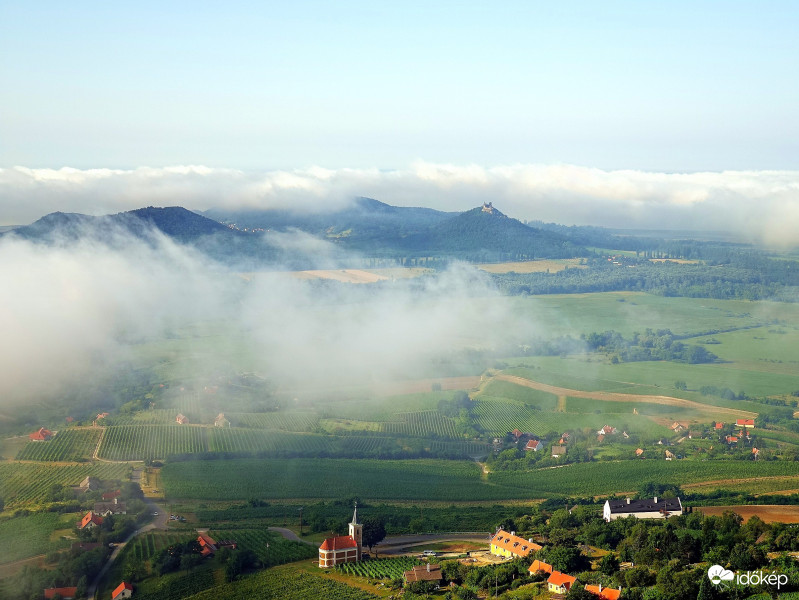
[495,374,757,418]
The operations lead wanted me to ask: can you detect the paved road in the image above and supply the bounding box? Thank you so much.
[377,533,491,555]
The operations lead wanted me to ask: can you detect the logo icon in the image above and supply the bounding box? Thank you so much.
[708,565,735,586]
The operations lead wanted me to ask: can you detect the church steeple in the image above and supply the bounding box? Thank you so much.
[348,502,363,560]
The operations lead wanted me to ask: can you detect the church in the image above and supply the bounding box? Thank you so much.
[318,505,363,568]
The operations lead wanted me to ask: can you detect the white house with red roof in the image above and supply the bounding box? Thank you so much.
[112,581,134,600]
[736,418,755,428]
[78,511,103,530]
[524,439,542,452]
[318,505,362,567]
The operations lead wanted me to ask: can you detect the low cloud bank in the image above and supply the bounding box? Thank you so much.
[0,230,527,406]
[3,163,799,245]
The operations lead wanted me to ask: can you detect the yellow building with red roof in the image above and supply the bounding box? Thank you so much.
[489,529,541,559]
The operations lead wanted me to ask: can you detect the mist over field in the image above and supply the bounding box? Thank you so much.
[3,164,799,246]
[0,227,529,407]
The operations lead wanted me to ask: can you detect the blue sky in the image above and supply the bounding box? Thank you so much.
[2,1,798,171]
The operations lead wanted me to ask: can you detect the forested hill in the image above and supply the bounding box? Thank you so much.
[7,206,236,243]
[405,206,586,259]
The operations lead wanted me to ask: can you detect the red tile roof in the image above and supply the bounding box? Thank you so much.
[102,489,121,500]
[404,564,443,582]
[112,581,134,599]
[79,511,103,529]
[737,418,755,427]
[29,427,53,441]
[585,584,622,600]
[715,422,724,429]
[548,571,577,588]
[491,530,541,557]
[319,535,357,551]
[529,559,553,574]
[44,588,78,599]
[525,439,541,451]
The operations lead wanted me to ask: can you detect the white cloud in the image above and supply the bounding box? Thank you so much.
[2,163,799,245]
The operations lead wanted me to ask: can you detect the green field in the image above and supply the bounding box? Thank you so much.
[0,462,131,509]
[161,458,528,501]
[16,428,101,461]
[184,567,378,600]
[336,556,421,579]
[487,460,799,496]
[0,512,75,564]
[207,529,317,566]
[98,425,209,460]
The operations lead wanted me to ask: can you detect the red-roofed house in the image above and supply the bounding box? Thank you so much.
[490,530,541,559]
[198,533,218,557]
[29,427,53,441]
[715,422,724,430]
[525,439,542,452]
[78,511,103,530]
[635,448,644,457]
[528,559,553,575]
[112,581,134,600]
[44,587,78,599]
[737,419,755,428]
[511,429,523,440]
[586,583,622,600]
[176,413,189,425]
[102,489,121,501]
[548,571,577,594]
[319,505,362,567]
[726,435,738,444]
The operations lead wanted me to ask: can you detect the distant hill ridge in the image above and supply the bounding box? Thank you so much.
[4,199,591,264]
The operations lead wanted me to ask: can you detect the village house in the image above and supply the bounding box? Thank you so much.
[214,413,230,427]
[714,422,724,430]
[319,506,362,567]
[77,476,101,493]
[726,435,738,444]
[44,587,78,599]
[29,427,53,441]
[94,498,127,516]
[102,489,121,501]
[597,425,617,435]
[112,581,134,600]
[665,450,675,461]
[635,448,644,457]
[404,564,443,587]
[528,559,553,575]
[78,511,103,530]
[548,571,577,594]
[586,583,622,600]
[489,530,541,559]
[524,439,542,452]
[603,497,683,522]
[551,445,567,458]
[737,418,755,429]
[670,422,686,433]
[176,413,189,425]
[197,533,237,557]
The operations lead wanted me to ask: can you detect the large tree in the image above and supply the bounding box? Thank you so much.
[362,516,387,553]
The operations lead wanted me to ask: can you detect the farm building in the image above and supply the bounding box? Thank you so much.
[404,564,442,586]
[94,499,127,516]
[214,413,230,427]
[586,583,622,600]
[29,427,53,441]
[598,425,617,435]
[318,505,362,567]
[112,581,134,600]
[44,587,78,599]
[551,445,566,458]
[102,489,121,501]
[77,476,101,493]
[490,530,541,559]
[737,418,755,428]
[176,413,189,425]
[78,511,103,530]
[548,571,577,594]
[524,439,542,452]
[529,559,553,575]
[603,497,683,522]
[197,533,236,557]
